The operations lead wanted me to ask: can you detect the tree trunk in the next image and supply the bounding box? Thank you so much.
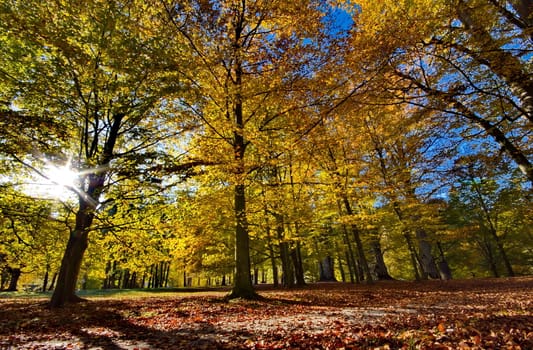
[266,225,279,287]
[403,230,422,281]
[49,113,122,308]
[50,198,97,307]
[122,270,130,289]
[416,228,440,279]
[229,183,256,298]
[337,254,346,282]
[292,242,306,286]
[6,267,21,292]
[279,241,294,287]
[480,239,500,277]
[341,196,373,283]
[42,265,50,292]
[470,179,515,277]
[319,256,336,281]
[164,262,171,287]
[275,213,294,288]
[342,225,357,283]
[437,242,452,280]
[49,226,89,307]
[493,235,514,277]
[48,272,57,291]
[265,216,279,287]
[344,250,355,283]
[372,240,393,280]
[227,9,257,300]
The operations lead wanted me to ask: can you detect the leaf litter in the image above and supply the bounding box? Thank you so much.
[0,277,531,349]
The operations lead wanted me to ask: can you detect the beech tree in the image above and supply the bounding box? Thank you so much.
[0,0,195,307]
[0,188,67,291]
[164,0,344,298]
[345,0,533,183]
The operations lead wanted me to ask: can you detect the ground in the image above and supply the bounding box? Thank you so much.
[0,277,531,349]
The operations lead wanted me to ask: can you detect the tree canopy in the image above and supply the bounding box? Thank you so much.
[0,0,530,306]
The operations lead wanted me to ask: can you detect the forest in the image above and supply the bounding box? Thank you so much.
[0,0,531,312]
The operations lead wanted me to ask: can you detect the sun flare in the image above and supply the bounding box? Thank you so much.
[45,164,78,189]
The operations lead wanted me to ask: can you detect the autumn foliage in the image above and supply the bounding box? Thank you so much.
[1,277,531,349]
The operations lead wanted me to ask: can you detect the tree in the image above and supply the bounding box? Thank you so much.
[0,187,67,291]
[165,0,343,298]
[446,155,530,276]
[345,0,532,183]
[0,0,194,307]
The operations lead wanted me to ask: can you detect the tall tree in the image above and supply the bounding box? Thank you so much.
[165,0,341,298]
[0,0,193,307]
[345,0,533,183]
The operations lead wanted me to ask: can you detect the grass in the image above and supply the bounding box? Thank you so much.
[0,286,230,300]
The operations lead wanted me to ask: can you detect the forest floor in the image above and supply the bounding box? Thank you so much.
[0,277,531,349]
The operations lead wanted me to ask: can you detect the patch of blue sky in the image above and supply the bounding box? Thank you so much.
[320,5,354,38]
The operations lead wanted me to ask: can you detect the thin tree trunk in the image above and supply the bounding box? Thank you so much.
[437,242,452,280]
[292,241,306,286]
[342,226,357,283]
[337,253,346,282]
[48,272,57,291]
[164,262,171,287]
[480,238,500,277]
[344,250,355,283]
[264,214,279,287]
[42,265,50,292]
[342,195,373,283]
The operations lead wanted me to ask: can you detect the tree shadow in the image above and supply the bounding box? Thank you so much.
[0,299,253,349]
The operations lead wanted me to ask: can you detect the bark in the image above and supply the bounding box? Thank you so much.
[273,212,294,287]
[415,228,440,279]
[344,250,356,283]
[292,242,306,286]
[49,113,123,308]
[122,270,130,289]
[480,238,500,277]
[342,224,359,283]
[227,12,257,299]
[371,240,393,280]
[437,242,453,280]
[492,234,515,277]
[6,267,21,291]
[265,217,279,287]
[48,272,57,291]
[50,200,93,306]
[319,256,336,281]
[404,230,422,281]
[229,183,256,298]
[42,266,49,292]
[164,262,170,287]
[456,0,533,122]
[342,196,373,283]
[338,254,346,282]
